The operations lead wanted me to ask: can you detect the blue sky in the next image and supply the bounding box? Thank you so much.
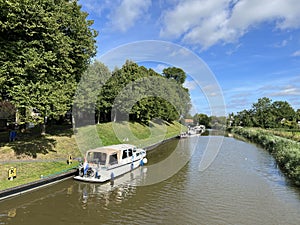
[78,0,300,116]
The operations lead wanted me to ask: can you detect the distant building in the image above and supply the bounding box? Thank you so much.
[184,119,194,126]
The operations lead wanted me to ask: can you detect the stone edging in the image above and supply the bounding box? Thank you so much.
[0,169,77,201]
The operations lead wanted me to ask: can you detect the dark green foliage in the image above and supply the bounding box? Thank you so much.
[0,0,97,132]
[193,113,210,127]
[162,67,187,84]
[78,60,192,124]
[73,61,110,125]
[231,97,298,129]
[108,61,191,123]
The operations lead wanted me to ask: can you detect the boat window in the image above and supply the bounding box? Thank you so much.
[122,150,128,159]
[128,149,133,157]
[87,152,107,165]
[109,153,118,165]
[95,152,107,165]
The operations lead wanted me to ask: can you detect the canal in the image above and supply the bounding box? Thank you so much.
[0,135,300,225]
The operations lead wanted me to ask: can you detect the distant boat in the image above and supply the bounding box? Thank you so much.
[74,144,147,183]
[194,125,205,134]
[179,132,188,138]
[188,129,197,135]
[187,125,205,136]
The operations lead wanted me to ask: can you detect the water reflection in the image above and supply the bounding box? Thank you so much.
[1,137,300,225]
[76,166,147,209]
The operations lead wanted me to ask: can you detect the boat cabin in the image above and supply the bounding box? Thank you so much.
[86,145,139,167]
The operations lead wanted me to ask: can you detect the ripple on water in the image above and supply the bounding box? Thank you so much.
[0,137,300,225]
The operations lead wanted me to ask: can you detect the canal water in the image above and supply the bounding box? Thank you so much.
[0,135,300,225]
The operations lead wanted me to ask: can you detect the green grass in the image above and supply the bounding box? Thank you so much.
[0,161,78,191]
[0,121,186,191]
[99,121,185,148]
[264,129,300,142]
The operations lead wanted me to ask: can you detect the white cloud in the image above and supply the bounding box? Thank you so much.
[109,0,151,32]
[183,80,198,90]
[160,0,300,50]
[274,39,288,48]
[225,77,300,112]
[270,85,300,96]
[292,50,300,57]
[226,43,242,55]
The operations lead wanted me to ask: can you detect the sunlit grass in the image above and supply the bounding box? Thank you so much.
[0,121,186,191]
[0,161,79,191]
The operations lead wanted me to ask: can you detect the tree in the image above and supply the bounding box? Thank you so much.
[271,101,295,127]
[162,67,187,84]
[234,109,254,127]
[194,113,210,127]
[296,109,300,122]
[210,116,226,129]
[231,98,298,129]
[0,0,97,134]
[252,97,274,128]
[94,61,191,124]
[73,60,111,125]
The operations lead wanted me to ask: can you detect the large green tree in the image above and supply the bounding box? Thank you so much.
[73,60,111,125]
[271,101,295,126]
[234,109,254,127]
[0,0,97,134]
[93,61,191,124]
[231,98,298,129]
[252,97,274,128]
[162,67,186,84]
[193,113,210,127]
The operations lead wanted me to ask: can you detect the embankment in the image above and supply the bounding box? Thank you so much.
[0,121,186,199]
[232,127,300,186]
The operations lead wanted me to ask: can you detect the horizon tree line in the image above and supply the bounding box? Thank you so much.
[229,97,300,129]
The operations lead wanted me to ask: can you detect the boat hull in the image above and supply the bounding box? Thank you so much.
[74,158,144,183]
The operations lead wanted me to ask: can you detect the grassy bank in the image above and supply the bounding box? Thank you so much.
[232,127,300,186]
[0,121,185,190]
[0,162,78,191]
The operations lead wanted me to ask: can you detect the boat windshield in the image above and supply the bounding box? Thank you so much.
[87,151,107,165]
[109,153,118,165]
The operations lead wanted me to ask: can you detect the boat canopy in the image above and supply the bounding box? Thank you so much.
[85,144,137,166]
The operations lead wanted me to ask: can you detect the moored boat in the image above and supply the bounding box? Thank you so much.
[179,132,188,138]
[74,144,147,183]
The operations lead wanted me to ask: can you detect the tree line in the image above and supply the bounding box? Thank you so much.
[191,97,300,130]
[0,0,191,133]
[189,113,226,129]
[229,97,300,129]
[73,60,191,126]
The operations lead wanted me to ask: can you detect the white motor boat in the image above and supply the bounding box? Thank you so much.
[74,144,147,183]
